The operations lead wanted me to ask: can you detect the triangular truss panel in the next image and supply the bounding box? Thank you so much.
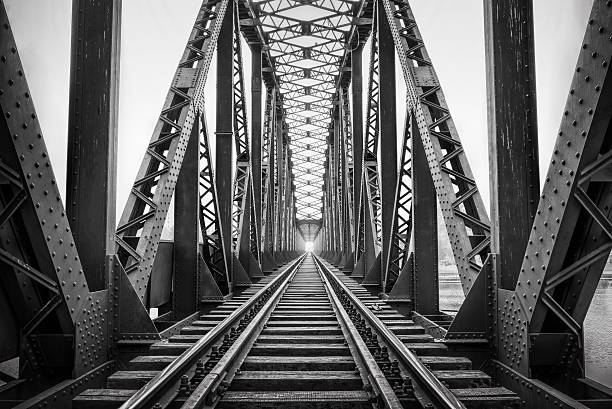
[256,0,354,222]
[115,0,231,303]
[382,0,491,295]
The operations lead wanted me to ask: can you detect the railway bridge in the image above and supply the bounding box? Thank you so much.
[1,0,612,407]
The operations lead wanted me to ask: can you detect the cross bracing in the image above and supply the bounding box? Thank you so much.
[1,0,612,407]
[255,0,355,220]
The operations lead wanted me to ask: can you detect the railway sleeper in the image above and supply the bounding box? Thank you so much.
[319,257,521,409]
[72,260,294,409]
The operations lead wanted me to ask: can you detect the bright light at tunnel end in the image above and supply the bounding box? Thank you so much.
[305,242,314,252]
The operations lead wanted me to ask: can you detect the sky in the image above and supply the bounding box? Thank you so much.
[4,0,594,220]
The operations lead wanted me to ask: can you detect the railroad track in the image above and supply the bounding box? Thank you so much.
[74,254,520,408]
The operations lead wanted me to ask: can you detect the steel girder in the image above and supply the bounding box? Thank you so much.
[501,0,612,381]
[230,4,261,282]
[385,110,414,295]
[115,0,230,303]
[261,87,277,256]
[340,87,355,264]
[66,0,121,292]
[173,114,202,319]
[250,44,263,263]
[382,0,491,296]
[356,6,383,283]
[0,2,157,387]
[198,114,230,296]
[484,0,539,290]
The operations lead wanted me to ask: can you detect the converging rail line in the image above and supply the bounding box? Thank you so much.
[73,254,520,408]
[2,0,612,407]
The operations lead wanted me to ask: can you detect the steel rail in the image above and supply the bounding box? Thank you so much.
[316,260,403,409]
[119,254,306,409]
[180,254,302,408]
[313,255,466,409]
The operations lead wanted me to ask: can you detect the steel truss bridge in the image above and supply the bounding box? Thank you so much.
[0,0,611,408]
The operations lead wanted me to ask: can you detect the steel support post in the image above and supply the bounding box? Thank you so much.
[412,122,439,314]
[339,91,353,265]
[333,110,342,259]
[506,1,612,381]
[216,3,234,289]
[262,88,274,256]
[379,1,397,293]
[485,0,539,289]
[173,120,199,319]
[66,0,121,291]
[383,0,491,295]
[352,47,364,259]
[273,108,283,253]
[251,45,263,255]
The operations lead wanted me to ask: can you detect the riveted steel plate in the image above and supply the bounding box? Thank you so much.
[410,66,438,87]
[173,67,201,88]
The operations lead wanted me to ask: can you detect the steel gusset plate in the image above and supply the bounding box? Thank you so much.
[0,4,112,375]
[509,0,612,376]
[115,0,229,304]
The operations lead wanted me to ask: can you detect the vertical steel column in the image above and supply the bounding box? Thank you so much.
[216,3,234,288]
[485,0,539,289]
[339,91,352,261]
[274,111,284,253]
[352,47,363,255]
[265,90,277,255]
[67,0,121,290]
[173,120,199,319]
[412,122,439,314]
[378,1,397,291]
[251,45,263,254]
[333,107,342,257]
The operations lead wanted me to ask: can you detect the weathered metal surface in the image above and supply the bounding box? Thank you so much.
[485,360,590,409]
[446,255,496,340]
[216,0,235,292]
[508,0,612,382]
[352,42,364,259]
[108,256,159,344]
[173,122,199,319]
[378,0,398,295]
[484,0,539,290]
[0,3,108,378]
[411,117,438,313]
[5,0,612,404]
[67,0,121,291]
[149,241,173,308]
[251,44,263,258]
